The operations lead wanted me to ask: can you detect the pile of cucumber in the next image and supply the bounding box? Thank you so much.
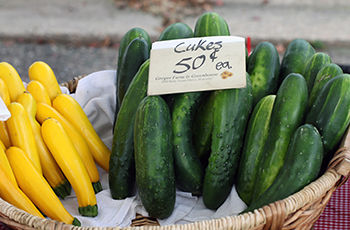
[108,11,350,219]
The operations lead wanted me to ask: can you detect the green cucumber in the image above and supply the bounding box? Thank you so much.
[278,39,315,86]
[109,60,150,199]
[236,94,276,206]
[252,73,308,202]
[306,74,350,158]
[247,41,280,107]
[158,22,193,41]
[158,22,194,106]
[308,63,343,109]
[301,52,332,95]
[171,92,206,194]
[193,12,230,37]
[116,37,151,117]
[169,10,231,196]
[246,47,248,69]
[115,28,151,115]
[134,96,175,219]
[203,73,253,210]
[190,10,230,167]
[192,91,217,165]
[116,28,151,79]
[243,124,323,214]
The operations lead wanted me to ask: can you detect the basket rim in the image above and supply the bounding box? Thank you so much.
[1,77,350,230]
[0,152,348,230]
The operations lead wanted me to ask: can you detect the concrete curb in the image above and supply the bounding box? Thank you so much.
[0,1,349,48]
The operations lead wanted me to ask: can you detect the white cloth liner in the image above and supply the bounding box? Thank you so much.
[36,70,248,227]
[0,97,10,121]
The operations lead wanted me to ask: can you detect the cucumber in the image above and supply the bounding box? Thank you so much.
[115,28,151,114]
[134,96,175,219]
[252,73,308,202]
[246,47,248,69]
[190,11,231,167]
[278,39,315,86]
[158,22,194,106]
[203,73,253,210]
[171,92,206,194]
[308,63,343,109]
[158,22,193,41]
[243,124,323,214]
[236,95,276,206]
[116,28,151,79]
[301,52,332,95]
[109,60,150,199]
[116,37,151,118]
[306,74,350,158]
[169,10,231,196]
[192,91,217,165]
[193,12,230,37]
[247,41,280,107]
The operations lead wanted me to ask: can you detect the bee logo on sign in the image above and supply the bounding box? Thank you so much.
[147,36,246,96]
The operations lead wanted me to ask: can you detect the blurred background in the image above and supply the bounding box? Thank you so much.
[0,0,349,83]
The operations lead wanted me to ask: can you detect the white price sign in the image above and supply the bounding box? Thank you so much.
[147,36,246,96]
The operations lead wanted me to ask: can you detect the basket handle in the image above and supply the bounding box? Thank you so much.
[262,200,286,230]
[326,126,350,187]
[326,147,350,187]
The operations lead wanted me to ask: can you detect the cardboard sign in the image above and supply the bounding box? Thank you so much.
[147,36,246,96]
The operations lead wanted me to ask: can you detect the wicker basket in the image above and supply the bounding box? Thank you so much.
[1,76,350,230]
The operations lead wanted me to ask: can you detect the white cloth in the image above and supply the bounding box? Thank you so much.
[57,70,247,227]
[0,97,10,121]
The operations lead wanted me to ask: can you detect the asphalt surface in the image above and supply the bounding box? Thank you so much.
[0,41,118,84]
[0,0,350,84]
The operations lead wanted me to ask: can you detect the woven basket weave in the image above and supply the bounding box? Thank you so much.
[1,76,350,230]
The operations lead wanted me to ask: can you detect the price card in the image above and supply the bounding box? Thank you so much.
[148,36,246,95]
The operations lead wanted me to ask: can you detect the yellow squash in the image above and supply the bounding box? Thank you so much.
[0,78,10,106]
[0,62,26,102]
[0,143,17,186]
[52,93,110,172]
[6,102,42,174]
[0,78,12,148]
[0,164,44,219]
[17,91,71,198]
[28,61,62,102]
[0,140,5,151]
[41,117,98,217]
[0,121,11,149]
[6,146,80,226]
[36,102,102,193]
[26,80,52,106]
